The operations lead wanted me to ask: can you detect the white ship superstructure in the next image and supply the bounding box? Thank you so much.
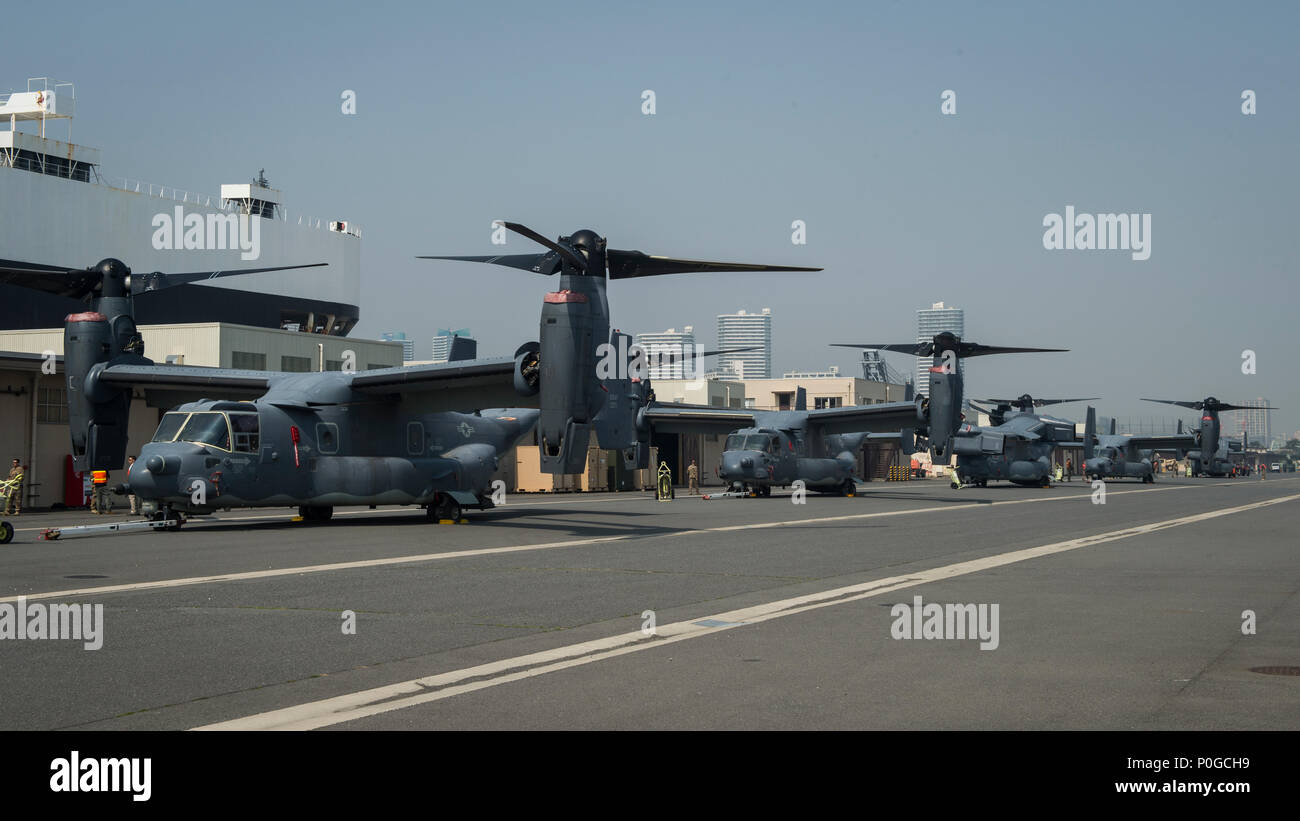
[0,78,361,334]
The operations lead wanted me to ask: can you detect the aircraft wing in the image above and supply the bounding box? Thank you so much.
[96,363,271,399]
[805,402,920,436]
[1127,434,1198,453]
[640,403,758,435]
[350,357,516,392]
[350,357,526,410]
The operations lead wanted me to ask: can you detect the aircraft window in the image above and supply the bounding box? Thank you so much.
[229,412,260,453]
[178,412,231,451]
[151,412,189,443]
[727,433,780,452]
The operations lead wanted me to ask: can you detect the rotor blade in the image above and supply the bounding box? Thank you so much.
[701,346,761,358]
[501,223,587,271]
[0,262,75,276]
[830,342,929,355]
[958,343,1069,358]
[977,400,1102,407]
[416,253,561,275]
[607,249,820,279]
[1140,399,1203,410]
[1211,403,1277,411]
[1031,397,1100,407]
[155,262,329,287]
[0,264,95,298]
[634,345,761,363]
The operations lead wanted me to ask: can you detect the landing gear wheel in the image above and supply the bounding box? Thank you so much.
[0,520,13,545]
[1040,476,1052,488]
[840,479,856,497]
[429,494,461,522]
[151,509,184,532]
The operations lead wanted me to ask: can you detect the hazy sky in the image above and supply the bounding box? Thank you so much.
[9,0,1298,436]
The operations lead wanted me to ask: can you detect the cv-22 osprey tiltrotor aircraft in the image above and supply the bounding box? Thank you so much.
[4,224,815,526]
[831,335,1071,488]
[640,386,922,497]
[1081,407,1197,483]
[944,394,1098,487]
[632,332,1058,497]
[1139,397,1264,477]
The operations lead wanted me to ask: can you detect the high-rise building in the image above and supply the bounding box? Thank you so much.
[634,326,697,379]
[430,328,471,363]
[1230,398,1272,446]
[915,301,964,396]
[380,331,414,362]
[716,308,772,379]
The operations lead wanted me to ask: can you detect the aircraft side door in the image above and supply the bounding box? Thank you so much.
[777,430,798,476]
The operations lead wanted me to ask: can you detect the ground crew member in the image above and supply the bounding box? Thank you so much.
[687,460,699,495]
[4,458,23,515]
[91,469,111,514]
[1064,457,1073,482]
[126,455,139,514]
[1053,461,1062,482]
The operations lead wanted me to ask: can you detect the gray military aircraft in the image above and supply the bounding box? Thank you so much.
[25,224,812,525]
[1141,397,1269,477]
[634,333,1058,497]
[1081,407,1196,482]
[640,386,920,496]
[831,335,1070,488]
[935,395,1097,487]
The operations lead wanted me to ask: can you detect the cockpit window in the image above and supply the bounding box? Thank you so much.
[229,412,260,453]
[177,412,231,451]
[725,433,776,452]
[152,412,189,443]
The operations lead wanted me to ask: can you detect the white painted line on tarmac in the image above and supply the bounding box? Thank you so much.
[0,479,1276,604]
[193,492,1300,730]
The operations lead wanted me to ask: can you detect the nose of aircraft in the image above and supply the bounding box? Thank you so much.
[721,450,767,480]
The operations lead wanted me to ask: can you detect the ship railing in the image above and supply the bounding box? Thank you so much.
[0,152,98,182]
[1,160,362,237]
[104,175,362,236]
[105,175,238,211]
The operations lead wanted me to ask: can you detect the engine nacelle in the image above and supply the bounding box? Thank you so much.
[513,341,540,396]
[536,290,599,474]
[925,369,962,458]
[65,312,132,472]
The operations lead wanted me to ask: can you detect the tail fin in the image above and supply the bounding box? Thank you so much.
[1109,417,1117,436]
[794,386,807,412]
[1083,407,1096,460]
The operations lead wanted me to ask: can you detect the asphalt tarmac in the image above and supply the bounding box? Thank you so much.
[1,475,1297,730]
